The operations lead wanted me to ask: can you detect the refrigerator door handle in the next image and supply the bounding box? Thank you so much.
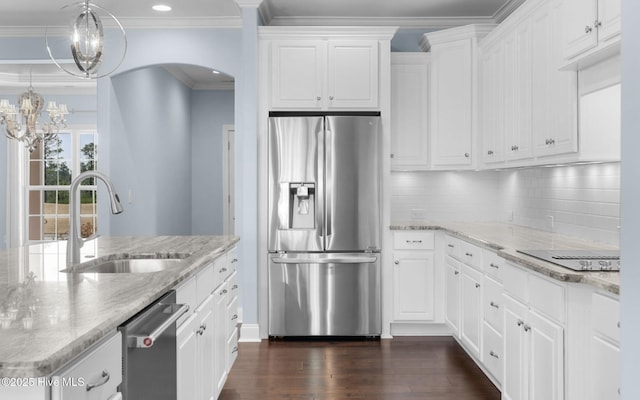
[324,128,333,239]
[271,255,378,264]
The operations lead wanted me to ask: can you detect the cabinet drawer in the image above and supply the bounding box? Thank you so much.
[528,274,565,323]
[176,276,197,327]
[460,241,482,270]
[393,231,435,250]
[196,262,215,307]
[483,275,504,334]
[503,262,528,301]
[52,332,122,400]
[213,254,229,289]
[444,235,461,258]
[482,322,503,385]
[482,249,505,282]
[593,292,620,343]
[226,295,239,339]
[226,329,239,372]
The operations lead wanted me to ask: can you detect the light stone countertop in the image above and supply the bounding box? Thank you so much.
[390,221,619,295]
[0,235,239,378]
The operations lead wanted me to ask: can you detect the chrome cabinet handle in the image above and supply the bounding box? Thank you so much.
[232,284,239,290]
[231,314,238,320]
[454,270,459,275]
[490,301,499,309]
[545,138,556,145]
[464,153,470,158]
[489,263,500,269]
[232,346,239,353]
[86,370,110,392]
[329,96,334,100]
[489,351,499,359]
[585,25,593,33]
[475,283,481,289]
[220,289,228,296]
[394,260,400,265]
[517,319,524,327]
[523,324,531,332]
[231,258,238,263]
[406,240,423,243]
[511,145,519,151]
[595,20,602,28]
[316,96,321,101]
[487,150,494,155]
[465,252,473,257]
[219,267,228,273]
[447,244,455,248]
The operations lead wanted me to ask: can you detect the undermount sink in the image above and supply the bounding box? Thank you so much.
[63,254,191,274]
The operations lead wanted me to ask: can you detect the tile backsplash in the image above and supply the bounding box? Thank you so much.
[391,162,621,245]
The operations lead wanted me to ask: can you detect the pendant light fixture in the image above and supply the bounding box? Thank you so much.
[45,0,127,79]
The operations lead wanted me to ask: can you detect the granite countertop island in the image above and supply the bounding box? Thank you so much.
[0,235,239,378]
[390,221,620,294]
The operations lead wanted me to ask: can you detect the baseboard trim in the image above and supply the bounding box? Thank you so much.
[239,323,262,342]
[390,322,453,336]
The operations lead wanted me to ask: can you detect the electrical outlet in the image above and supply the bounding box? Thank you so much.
[410,209,426,220]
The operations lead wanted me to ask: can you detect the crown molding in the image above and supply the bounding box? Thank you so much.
[259,25,399,40]
[421,23,496,49]
[235,0,264,8]
[264,15,497,29]
[493,0,527,23]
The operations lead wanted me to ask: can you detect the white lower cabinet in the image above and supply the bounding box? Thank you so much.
[460,265,482,358]
[590,291,620,399]
[503,293,564,400]
[444,256,461,335]
[50,332,122,400]
[176,246,239,400]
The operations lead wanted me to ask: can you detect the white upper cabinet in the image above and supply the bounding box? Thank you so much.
[531,0,578,158]
[479,41,505,164]
[424,25,494,169]
[262,28,397,111]
[390,53,430,170]
[270,40,326,109]
[562,0,621,64]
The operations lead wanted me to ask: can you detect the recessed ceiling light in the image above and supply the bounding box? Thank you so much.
[152,4,172,12]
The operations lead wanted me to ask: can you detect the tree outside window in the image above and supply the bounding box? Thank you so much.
[28,129,98,242]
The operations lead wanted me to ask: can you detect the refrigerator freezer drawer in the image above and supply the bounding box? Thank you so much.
[268,253,381,336]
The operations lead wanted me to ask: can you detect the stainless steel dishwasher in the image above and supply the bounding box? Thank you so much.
[118,290,189,400]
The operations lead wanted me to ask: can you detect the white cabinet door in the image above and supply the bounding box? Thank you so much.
[214,283,228,398]
[480,42,505,164]
[327,40,379,109]
[503,295,528,400]
[527,310,564,400]
[597,0,622,42]
[505,21,533,161]
[460,265,482,358]
[430,39,473,167]
[177,316,198,400]
[391,53,430,169]
[562,0,598,59]
[591,336,620,400]
[198,296,216,400]
[270,40,326,109]
[445,257,461,335]
[532,0,578,158]
[393,251,434,321]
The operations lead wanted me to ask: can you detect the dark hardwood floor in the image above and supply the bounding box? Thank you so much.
[219,337,501,400]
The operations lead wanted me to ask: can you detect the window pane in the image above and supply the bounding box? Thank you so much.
[57,133,72,160]
[56,216,69,240]
[80,190,97,215]
[44,191,57,214]
[29,191,42,215]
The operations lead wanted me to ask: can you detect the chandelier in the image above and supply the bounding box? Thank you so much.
[0,84,69,153]
[46,0,127,79]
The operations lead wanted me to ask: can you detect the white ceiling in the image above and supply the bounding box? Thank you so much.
[0,0,519,89]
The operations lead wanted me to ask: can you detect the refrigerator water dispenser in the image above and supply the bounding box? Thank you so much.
[289,183,315,229]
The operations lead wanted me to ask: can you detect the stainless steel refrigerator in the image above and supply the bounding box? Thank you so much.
[267,113,381,337]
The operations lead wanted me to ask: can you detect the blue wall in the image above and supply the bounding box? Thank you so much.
[109,66,192,235]
[191,89,235,235]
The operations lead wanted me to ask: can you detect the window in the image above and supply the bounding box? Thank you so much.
[27,128,98,242]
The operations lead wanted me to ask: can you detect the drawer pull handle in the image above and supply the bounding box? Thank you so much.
[394,260,400,265]
[232,346,239,353]
[231,258,238,263]
[220,267,228,273]
[447,244,454,248]
[489,351,499,359]
[406,240,423,244]
[465,252,473,257]
[475,283,480,289]
[617,321,620,328]
[232,314,238,320]
[523,324,531,332]
[220,289,228,296]
[86,370,110,392]
[489,263,500,269]
[517,319,524,327]
[454,271,459,276]
[232,284,239,290]
[490,301,499,309]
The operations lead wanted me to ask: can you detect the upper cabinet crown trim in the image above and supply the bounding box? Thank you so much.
[259,26,398,40]
[420,23,497,51]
